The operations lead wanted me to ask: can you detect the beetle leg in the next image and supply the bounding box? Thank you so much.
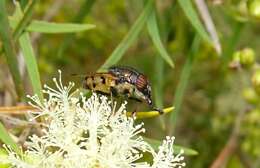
[152,107,164,115]
[131,108,137,117]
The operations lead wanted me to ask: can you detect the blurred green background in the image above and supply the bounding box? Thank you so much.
[1,0,260,167]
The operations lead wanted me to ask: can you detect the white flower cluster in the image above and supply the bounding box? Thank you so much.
[5,71,185,168]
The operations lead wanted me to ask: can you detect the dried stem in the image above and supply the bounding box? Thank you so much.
[210,109,244,168]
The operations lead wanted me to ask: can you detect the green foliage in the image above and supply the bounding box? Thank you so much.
[99,0,154,71]
[147,6,174,68]
[168,35,201,134]
[1,0,260,167]
[12,0,37,41]
[0,122,21,155]
[9,19,95,33]
[178,0,211,43]
[0,0,24,101]
[13,3,43,100]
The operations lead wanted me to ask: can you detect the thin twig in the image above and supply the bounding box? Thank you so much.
[0,105,37,114]
[0,113,40,127]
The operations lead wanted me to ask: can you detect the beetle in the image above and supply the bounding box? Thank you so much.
[83,72,145,102]
[82,66,163,114]
[108,66,163,114]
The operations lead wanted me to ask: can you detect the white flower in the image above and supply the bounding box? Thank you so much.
[4,71,185,168]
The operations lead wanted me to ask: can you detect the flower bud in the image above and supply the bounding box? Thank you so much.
[242,88,259,104]
[248,0,260,19]
[239,48,255,68]
[231,48,255,69]
[252,70,260,95]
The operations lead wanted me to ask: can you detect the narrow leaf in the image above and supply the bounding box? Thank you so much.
[143,137,198,155]
[0,0,24,101]
[13,0,37,41]
[19,33,43,100]
[0,122,21,155]
[178,0,211,43]
[14,3,43,100]
[126,106,174,119]
[99,0,154,71]
[147,9,174,68]
[9,18,95,33]
[154,56,166,129]
[169,35,201,135]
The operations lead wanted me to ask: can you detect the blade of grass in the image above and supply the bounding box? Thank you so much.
[57,0,95,58]
[168,35,201,135]
[143,137,198,155]
[0,122,21,155]
[153,56,166,129]
[19,33,43,100]
[0,0,24,101]
[13,0,37,41]
[147,8,174,68]
[13,3,43,100]
[9,18,96,33]
[99,0,154,71]
[178,0,211,43]
[152,4,177,130]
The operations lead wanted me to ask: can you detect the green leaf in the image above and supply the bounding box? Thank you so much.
[178,0,211,43]
[0,0,24,101]
[13,0,37,41]
[143,137,198,156]
[0,122,21,156]
[147,8,174,68]
[13,3,43,101]
[169,35,201,134]
[99,0,154,71]
[19,33,43,100]
[9,18,95,33]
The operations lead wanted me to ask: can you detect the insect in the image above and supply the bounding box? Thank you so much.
[83,66,163,114]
